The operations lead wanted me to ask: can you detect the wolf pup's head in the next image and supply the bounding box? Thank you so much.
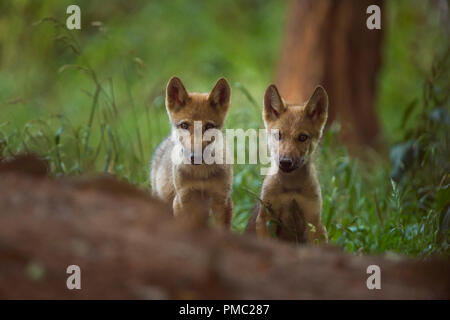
[166,76,231,165]
[263,84,328,173]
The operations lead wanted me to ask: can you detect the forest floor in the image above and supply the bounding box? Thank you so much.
[0,155,449,299]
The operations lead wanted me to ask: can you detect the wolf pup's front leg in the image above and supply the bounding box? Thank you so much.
[173,189,210,225]
[150,77,233,229]
[210,192,233,229]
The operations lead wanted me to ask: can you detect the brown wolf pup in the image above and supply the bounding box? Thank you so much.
[246,84,328,243]
[151,77,233,229]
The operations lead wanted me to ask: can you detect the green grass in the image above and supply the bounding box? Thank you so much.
[0,0,448,257]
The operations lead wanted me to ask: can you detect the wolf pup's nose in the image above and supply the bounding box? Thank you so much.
[279,158,295,173]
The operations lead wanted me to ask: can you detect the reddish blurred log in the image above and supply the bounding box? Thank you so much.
[0,156,448,299]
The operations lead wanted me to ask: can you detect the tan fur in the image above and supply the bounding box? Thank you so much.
[247,84,328,243]
[151,77,233,229]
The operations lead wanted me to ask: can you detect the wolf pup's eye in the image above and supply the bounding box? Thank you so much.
[205,123,215,131]
[179,122,189,130]
[298,134,309,142]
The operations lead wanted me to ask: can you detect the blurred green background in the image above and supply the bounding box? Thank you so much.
[0,0,448,256]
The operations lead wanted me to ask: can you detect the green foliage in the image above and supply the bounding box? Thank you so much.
[320,125,447,256]
[389,49,450,254]
[1,0,284,128]
[377,0,449,141]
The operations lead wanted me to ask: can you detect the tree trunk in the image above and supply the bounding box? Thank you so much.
[275,0,383,146]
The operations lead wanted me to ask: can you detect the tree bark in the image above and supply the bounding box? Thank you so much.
[275,0,383,146]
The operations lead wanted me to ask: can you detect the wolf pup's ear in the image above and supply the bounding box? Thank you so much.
[166,77,189,112]
[305,85,328,127]
[263,84,285,122]
[208,78,231,110]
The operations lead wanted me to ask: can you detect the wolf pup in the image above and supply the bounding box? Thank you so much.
[151,77,233,229]
[246,84,328,243]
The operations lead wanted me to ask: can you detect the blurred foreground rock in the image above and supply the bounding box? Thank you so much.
[0,155,449,299]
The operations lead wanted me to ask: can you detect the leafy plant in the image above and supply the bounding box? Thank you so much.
[389,48,450,253]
